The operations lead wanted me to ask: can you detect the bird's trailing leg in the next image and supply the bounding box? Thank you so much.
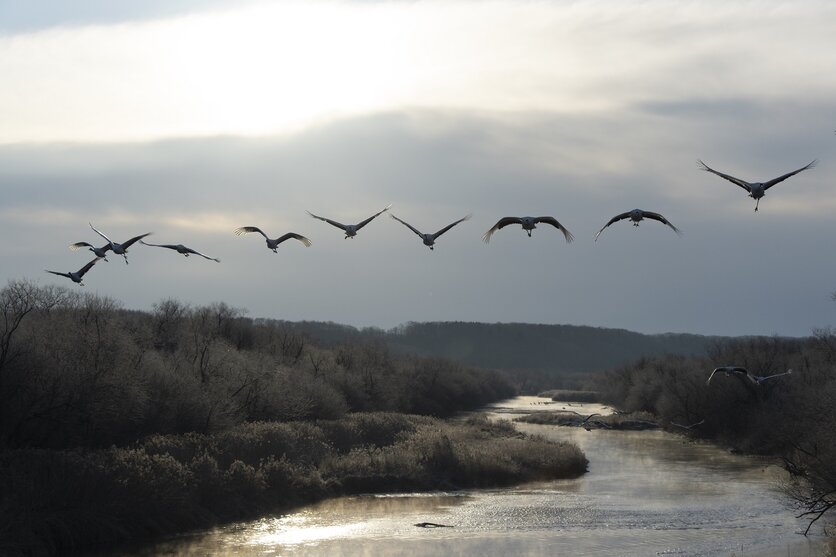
[526,230,532,237]
[754,199,760,212]
[123,254,129,264]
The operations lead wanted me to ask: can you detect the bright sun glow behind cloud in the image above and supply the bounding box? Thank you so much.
[3,0,834,143]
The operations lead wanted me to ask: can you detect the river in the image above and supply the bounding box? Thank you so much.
[105,396,833,556]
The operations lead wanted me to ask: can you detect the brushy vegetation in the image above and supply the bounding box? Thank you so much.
[0,413,587,555]
[596,335,836,534]
[0,280,586,555]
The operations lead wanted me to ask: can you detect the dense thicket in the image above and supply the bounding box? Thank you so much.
[597,334,836,533]
[0,281,513,450]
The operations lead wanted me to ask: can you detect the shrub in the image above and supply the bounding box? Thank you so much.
[214,421,331,468]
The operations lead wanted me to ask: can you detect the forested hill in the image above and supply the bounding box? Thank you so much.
[386,322,724,373]
[268,320,730,374]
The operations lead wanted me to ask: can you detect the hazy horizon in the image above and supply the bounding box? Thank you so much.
[2,1,835,338]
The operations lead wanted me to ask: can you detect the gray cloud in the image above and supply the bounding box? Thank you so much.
[2,106,835,337]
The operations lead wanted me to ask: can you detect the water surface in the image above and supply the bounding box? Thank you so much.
[108,396,833,556]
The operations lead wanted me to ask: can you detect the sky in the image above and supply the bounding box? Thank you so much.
[1,0,835,338]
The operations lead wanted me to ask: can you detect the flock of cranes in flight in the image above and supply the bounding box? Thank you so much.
[45,158,818,286]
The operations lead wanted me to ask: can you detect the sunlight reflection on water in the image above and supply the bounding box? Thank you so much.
[100,396,833,557]
[249,519,364,547]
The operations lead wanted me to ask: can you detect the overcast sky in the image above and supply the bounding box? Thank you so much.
[2,0,835,337]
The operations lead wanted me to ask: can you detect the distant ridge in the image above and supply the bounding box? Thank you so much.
[262,319,741,374]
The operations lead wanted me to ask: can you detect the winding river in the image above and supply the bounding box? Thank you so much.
[106,396,832,556]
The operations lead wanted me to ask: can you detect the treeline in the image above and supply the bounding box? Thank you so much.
[597,334,836,533]
[274,319,729,390]
[0,281,513,451]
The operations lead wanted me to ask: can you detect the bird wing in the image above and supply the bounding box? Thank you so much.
[763,160,817,190]
[755,369,793,382]
[45,270,69,278]
[641,211,682,236]
[89,223,115,247]
[120,232,152,249]
[535,216,574,243]
[234,226,269,239]
[708,366,750,385]
[697,160,752,192]
[390,214,424,239]
[715,366,749,374]
[69,242,93,251]
[432,214,471,239]
[729,366,748,373]
[354,204,393,231]
[184,246,221,262]
[276,232,312,247]
[594,212,631,241]
[307,211,348,231]
[482,217,522,243]
[744,373,760,385]
[140,240,176,250]
[78,257,102,276]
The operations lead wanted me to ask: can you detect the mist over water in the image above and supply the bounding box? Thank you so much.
[98,397,832,557]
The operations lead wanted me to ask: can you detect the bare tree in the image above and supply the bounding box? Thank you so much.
[0,281,66,377]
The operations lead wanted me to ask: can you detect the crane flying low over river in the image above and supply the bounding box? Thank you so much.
[706,366,793,386]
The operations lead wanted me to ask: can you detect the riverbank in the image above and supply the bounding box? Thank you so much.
[595,339,836,535]
[97,396,833,557]
[516,409,659,430]
[0,412,587,556]
[0,285,585,555]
